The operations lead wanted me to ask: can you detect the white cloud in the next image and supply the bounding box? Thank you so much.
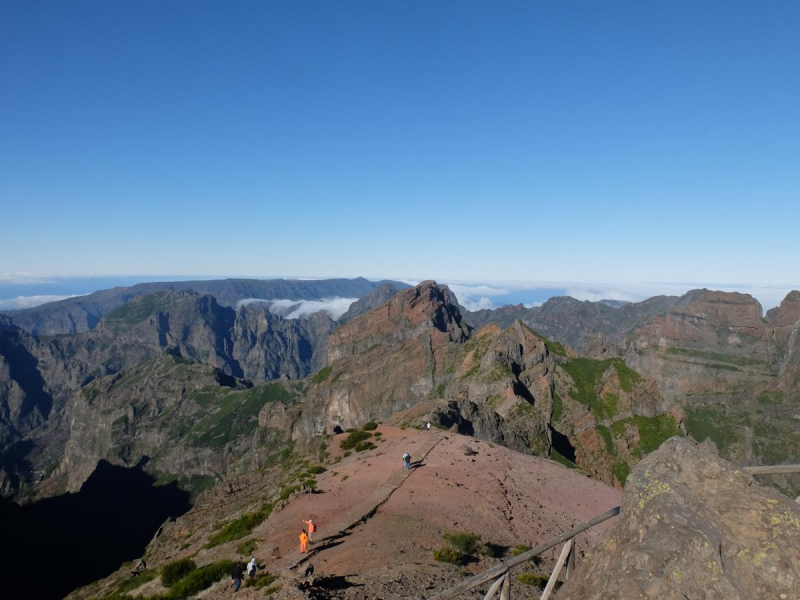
[564,287,639,303]
[0,294,78,309]
[523,301,543,309]
[236,297,358,320]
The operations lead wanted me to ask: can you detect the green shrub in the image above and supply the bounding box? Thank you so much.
[278,485,300,501]
[161,559,197,587]
[262,584,282,595]
[354,440,376,452]
[306,465,327,475]
[362,421,378,431]
[518,572,549,588]
[340,430,372,450]
[167,560,235,598]
[310,366,332,384]
[443,532,482,555]
[235,538,258,555]
[373,431,382,437]
[343,451,352,458]
[206,504,273,548]
[244,572,277,589]
[341,475,349,481]
[511,544,530,556]
[116,569,158,593]
[302,478,318,489]
[433,546,464,564]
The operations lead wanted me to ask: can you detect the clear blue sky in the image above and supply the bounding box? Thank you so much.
[1,1,798,285]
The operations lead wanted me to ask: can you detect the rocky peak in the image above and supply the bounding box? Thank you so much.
[327,281,471,362]
[675,288,764,326]
[559,436,800,599]
[766,290,800,326]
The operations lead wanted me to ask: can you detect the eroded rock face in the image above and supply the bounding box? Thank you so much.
[559,437,800,600]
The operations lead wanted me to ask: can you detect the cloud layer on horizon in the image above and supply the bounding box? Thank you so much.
[236,297,357,320]
[0,295,80,310]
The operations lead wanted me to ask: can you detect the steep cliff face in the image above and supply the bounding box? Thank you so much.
[59,353,301,494]
[291,282,471,438]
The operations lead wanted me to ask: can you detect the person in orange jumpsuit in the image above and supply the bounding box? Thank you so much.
[299,529,309,553]
[303,518,316,542]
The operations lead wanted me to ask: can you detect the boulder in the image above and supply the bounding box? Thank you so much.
[559,436,800,599]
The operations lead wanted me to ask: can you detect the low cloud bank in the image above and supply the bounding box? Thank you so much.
[0,295,78,310]
[237,297,357,320]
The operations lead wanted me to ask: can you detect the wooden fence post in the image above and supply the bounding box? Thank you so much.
[499,574,511,600]
[483,574,506,600]
[540,539,572,600]
[565,537,575,580]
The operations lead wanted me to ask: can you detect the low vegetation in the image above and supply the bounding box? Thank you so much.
[161,559,196,587]
[362,420,379,431]
[235,538,258,555]
[167,560,235,598]
[244,572,277,589]
[340,429,372,450]
[206,504,274,548]
[310,366,332,384]
[518,572,550,588]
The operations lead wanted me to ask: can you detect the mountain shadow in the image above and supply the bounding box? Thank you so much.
[0,460,191,600]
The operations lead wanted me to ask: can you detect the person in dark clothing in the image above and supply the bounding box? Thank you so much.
[231,563,244,592]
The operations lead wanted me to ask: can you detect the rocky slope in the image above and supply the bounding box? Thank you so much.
[68,427,621,600]
[559,436,800,599]
[2,277,408,336]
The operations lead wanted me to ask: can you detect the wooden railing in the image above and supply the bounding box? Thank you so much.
[426,506,620,600]
[428,463,800,599]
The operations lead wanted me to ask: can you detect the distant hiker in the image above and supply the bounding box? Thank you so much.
[300,529,310,553]
[303,518,317,542]
[231,563,244,592]
[426,422,431,431]
[402,452,411,470]
[246,557,258,578]
[131,559,147,577]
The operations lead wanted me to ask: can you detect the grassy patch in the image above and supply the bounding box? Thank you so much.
[104,291,175,324]
[161,559,196,587]
[560,358,642,419]
[186,383,292,448]
[362,421,379,431]
[518,572,549,588]
[632,414,682,453]
[433,382,447,398]
[167,560,235,598]
[115,570,158,594]
[685,407,739,453]
[235,539,258,556]
[340,430,372,450]
[433,546,464,565]
[596,425,613,453]
[512,544,531,556]
[206,504,273,548]
[310,366,332,384]
[666,347,765,368]
[757,390,785,405]
[443,532,483,555]
[551,390,564,421]
[244,572,277,589]
[354,441,376,452]
[613,460,631,485]
[550,448,577,469]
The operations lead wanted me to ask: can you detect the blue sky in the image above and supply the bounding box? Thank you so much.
[1,1,798,290]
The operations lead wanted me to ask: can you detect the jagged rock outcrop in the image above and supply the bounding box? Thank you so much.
[293,282,472,437]
[338,283,405,323]
[560,436,800,599]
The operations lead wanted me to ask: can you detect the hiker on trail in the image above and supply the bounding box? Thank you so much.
[402,451,411,470]
[131,559,147,577]
[246,557,258,578]
[231,563,244,592]
[300,529,310,553]
[303,518,317,542]
[426,422,431,431]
